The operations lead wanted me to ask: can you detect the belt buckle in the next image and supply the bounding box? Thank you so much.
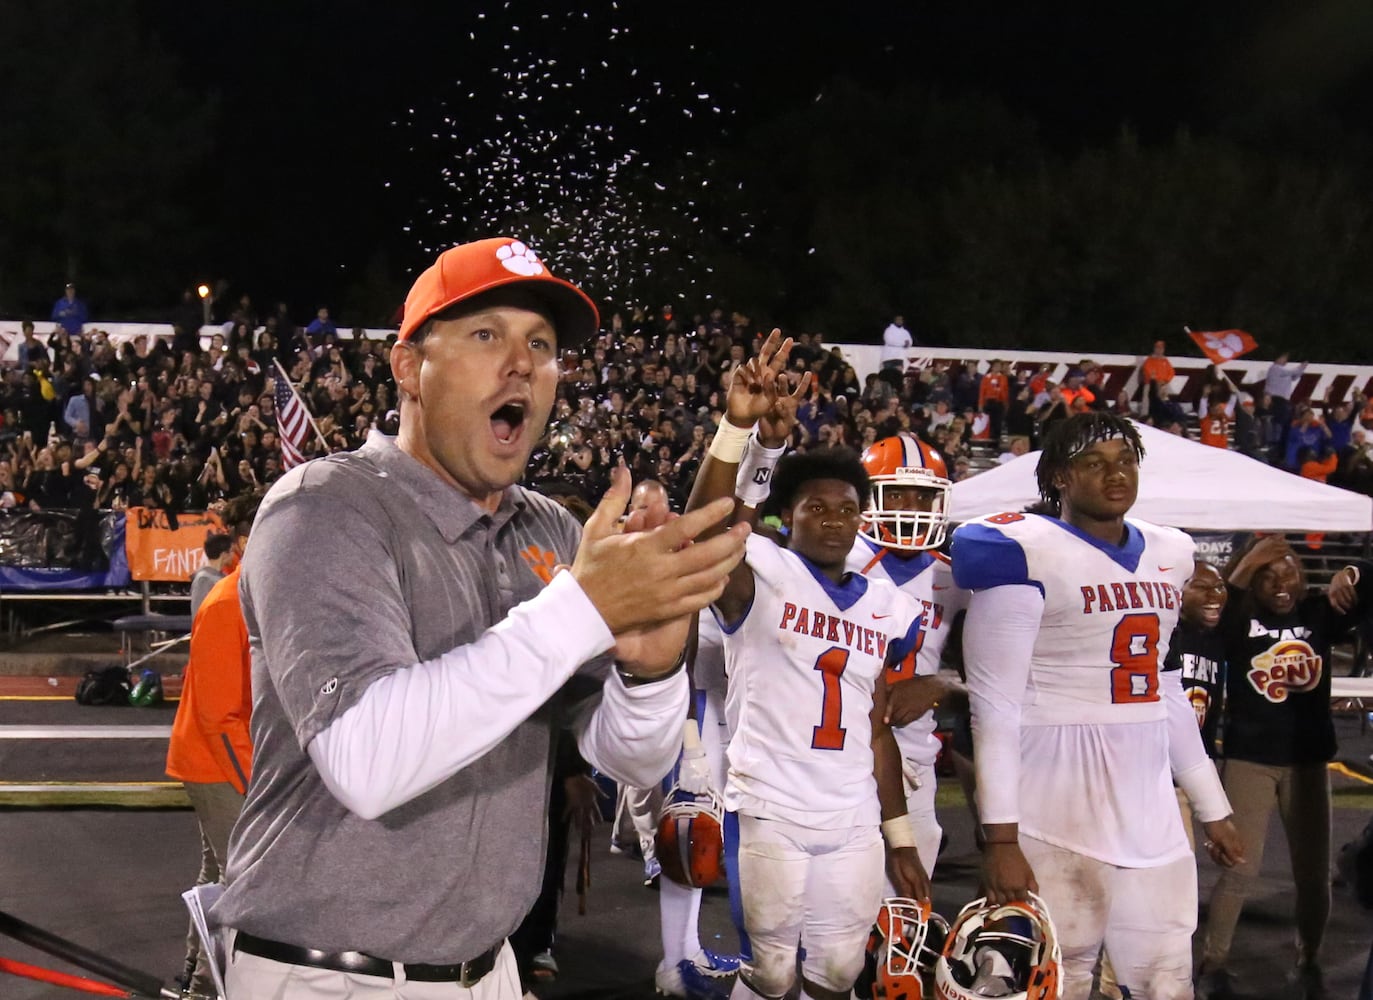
[458,959,480,988]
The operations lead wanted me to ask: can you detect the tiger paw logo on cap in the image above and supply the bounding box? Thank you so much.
[496,240,546,277]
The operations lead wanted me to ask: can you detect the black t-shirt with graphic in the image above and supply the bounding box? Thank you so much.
[1163,620,1226,758]
[1220,566,1371,766]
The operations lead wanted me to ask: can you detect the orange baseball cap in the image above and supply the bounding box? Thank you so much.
[397,237,599,346]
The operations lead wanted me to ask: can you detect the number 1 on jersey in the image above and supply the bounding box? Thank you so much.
[1109,613,1161,703]
[812,647,849,750]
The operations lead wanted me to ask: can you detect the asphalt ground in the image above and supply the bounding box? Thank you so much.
[2,698,1372,999]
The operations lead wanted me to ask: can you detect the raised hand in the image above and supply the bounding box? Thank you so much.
[756,364,814,449]
[725,329,798,429]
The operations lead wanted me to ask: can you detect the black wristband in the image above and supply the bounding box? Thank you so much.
[616,648,688,687]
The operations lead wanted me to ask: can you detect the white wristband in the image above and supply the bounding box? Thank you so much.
[682,718,703,753]
[1343,565,1361,586]
[735,434,786,508]
[707,419,752,464]
[881,815,916,850]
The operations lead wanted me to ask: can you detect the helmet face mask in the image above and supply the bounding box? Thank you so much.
[859,435,953,553]
[934,894,1061,1000]
[864,897,950,1000]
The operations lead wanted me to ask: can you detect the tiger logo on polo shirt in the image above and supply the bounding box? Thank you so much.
[1247,639,1322,703]
[520,544,559,585]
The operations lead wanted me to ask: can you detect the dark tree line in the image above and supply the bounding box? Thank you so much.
[4,4,1373,362]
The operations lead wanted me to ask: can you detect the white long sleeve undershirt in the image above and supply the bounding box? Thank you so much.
[308,570,687,819]
[963,584,1045,826]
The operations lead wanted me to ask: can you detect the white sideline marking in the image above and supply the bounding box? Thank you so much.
[0,725,172,739]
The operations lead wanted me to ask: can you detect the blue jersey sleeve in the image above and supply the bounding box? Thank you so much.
[887,614,923,667]
[951,522,1041,594]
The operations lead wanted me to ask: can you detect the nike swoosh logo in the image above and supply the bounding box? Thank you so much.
[1158,566,1174,572]
[872,613,891,620]
[932,585,948,591]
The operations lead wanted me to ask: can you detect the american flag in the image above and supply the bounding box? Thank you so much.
[274,375,314,470]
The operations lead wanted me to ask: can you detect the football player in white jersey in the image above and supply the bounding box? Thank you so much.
[685,332,929,1000]
[852,433,968,880]
[950,412,1244,1000]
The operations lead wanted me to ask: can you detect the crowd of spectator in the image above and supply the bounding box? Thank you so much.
[4,297,1373,525]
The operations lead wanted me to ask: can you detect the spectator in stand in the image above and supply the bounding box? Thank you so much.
[1339,429,1373,495]
[1326,400,1355,454]
[927,398,955,432]
[1081,364,1110,411]
[1284,405,1331,472]
[997,434,1031,465]
[51,283,89,337]
[304,305,337,343]
[62,376,100,441]
[1298,445,1338,486]
[1034,383,1070,437]
[1138,338,1175,396]
[1109,388,1135,418]
[951,359,982,413]
[978,358,1010,443]
[175,289,206,349]
[1231,395,1264,461]
[1148,381,1187,428]
[1264,352,1308,451]
[1199,398,1233,449]
[17,321,50,372]
[880,314,913,379]
[1059,368,1096,411]
[1004,381,1038,444]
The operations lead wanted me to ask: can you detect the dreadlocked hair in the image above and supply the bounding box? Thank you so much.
[1035,412,1144,516]
[762,446,871,518]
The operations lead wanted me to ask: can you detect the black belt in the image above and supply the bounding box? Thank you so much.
[233,930,501,986]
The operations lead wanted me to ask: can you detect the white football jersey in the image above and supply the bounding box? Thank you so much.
[847,536,970,766]
[952,512,1196,866]
[720,534,923,829]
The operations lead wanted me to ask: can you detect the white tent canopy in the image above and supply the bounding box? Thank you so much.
[949,420,1373,532]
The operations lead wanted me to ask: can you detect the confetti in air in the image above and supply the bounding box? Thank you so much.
[394,4,753,306]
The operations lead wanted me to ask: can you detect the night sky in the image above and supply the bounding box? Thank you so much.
[139,1,1373,321]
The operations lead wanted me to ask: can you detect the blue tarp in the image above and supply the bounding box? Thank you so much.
[0,512,130,590]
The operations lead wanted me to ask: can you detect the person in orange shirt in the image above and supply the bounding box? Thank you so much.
[1140,339,1176,389]
[166,493,259,997]
[977,358,1011,443]
[1200,401,1233,449]
[1059,369,1097,411]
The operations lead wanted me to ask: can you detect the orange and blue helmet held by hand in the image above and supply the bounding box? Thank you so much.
[655,784,726,889]
[934,893,1061,1000]
[860,896,951,1000]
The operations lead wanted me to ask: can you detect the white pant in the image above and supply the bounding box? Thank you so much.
[225,938,523,1000]
[730,815,885,997]
[1021,836,1196,1000]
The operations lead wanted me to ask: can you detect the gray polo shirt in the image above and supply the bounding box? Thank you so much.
[213,432,601,962]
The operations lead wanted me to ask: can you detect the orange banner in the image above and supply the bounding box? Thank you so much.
[124,507,225,582]
[1186,327,1258,365]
